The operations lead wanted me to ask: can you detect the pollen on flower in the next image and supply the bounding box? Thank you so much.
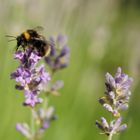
[113,111,120,118]
[116,87,123,95]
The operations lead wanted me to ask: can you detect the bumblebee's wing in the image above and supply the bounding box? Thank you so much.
[38,37,55,47]
[33,37,52,46]
[33,26,44,32]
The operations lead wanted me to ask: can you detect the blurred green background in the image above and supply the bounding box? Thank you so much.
[0,0,140,140]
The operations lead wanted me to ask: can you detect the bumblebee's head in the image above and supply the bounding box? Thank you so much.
[16,36,22,47]
[16,35,26,51]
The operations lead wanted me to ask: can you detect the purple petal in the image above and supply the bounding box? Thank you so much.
[42,121,49,129]
[24,90,43,107]
[117,124,127,132]
[57,34,67,46]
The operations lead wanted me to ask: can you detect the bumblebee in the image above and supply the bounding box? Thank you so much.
[7,26,51,57]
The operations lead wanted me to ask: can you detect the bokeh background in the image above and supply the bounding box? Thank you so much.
[0,0,140,140]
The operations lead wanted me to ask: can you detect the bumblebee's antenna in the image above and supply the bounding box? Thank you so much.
[8,39,16,42]
[5,35,16,38]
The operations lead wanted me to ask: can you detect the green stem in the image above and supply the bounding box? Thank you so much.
[108,134,113,140]
[31,108,36,140]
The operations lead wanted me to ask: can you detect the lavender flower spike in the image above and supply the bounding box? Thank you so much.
[11,48,51,107]
[96,67,133,140]
[45,34,70,72]
[99,67,133,117]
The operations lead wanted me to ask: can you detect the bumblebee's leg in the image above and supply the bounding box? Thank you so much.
[16,45,19,51]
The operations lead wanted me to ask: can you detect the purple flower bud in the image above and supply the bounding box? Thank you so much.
[51,80,64,91]
[95,120,105,132]
[45,107,55,120]
[108,91,115,100]
[28,52,41,66]
[42,121,49,129]
[16,123,31,139]
[117,103,128,111]
[24,90,43,107]
[57,34,67,47]
[103,104,113,112]
[11,67,31,87]
[96,117,127,136]
[112,117,122,132]
[117,124,127,133]
[101,117,109,129]
[105,73,116,88]
[14,50,25,61]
